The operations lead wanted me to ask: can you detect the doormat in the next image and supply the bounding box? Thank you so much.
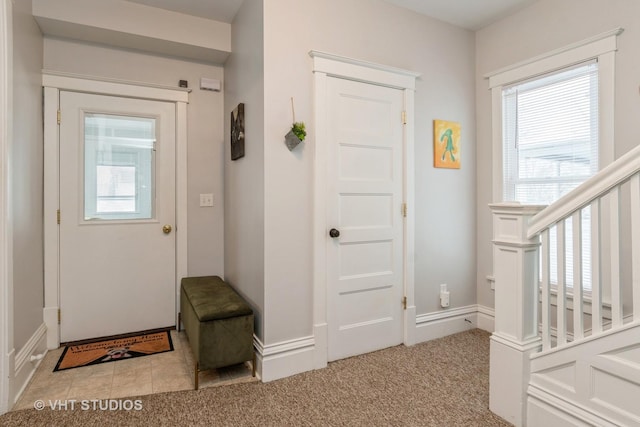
[53,331,174,372]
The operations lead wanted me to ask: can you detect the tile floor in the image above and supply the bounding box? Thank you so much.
[12,330,256,411]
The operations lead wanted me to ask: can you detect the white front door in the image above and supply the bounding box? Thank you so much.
[326,77,405,361]
[59,91,176,342]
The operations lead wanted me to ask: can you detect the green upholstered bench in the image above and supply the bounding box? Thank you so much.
[180,276,255,389]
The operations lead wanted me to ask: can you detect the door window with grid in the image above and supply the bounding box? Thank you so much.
[84,113,156,221]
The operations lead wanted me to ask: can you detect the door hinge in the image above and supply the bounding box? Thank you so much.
[402,296,407,310]
[401,203,407,218]
[401,111,407,125]
[57,110,61,125]
[58,309,61,324]
[57,209,61,224]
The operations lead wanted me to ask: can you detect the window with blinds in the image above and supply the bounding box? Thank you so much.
[502,61,599,290]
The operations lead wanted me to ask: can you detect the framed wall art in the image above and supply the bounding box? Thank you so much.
[231,103,245,160]
[433,119,461,169]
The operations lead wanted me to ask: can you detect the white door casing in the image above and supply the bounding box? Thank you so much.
[0,0,12,415]
[326,77,405,361]
[43,72,189,348]
[311,51,419,368]
[59,91,176,342]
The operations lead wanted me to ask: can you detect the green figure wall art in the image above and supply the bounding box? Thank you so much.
[433,119,461,169]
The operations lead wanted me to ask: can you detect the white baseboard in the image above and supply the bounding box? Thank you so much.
[414,305,480,343]
[477,305,495,332]
[10,323,47,407]
[312,323,328,370]
[3,348,15,414]
[43,306,59,349]
[254,335,315,382]
[404,305,417,346]
[251,305,497,383]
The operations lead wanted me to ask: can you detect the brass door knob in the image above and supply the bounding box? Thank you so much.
[162,224,172,234]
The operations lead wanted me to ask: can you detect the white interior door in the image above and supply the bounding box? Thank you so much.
[326,77,405,361]
[59,91,176,342]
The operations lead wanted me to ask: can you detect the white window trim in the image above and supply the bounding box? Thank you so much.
[487,29,624,309]
[486,27,623,201]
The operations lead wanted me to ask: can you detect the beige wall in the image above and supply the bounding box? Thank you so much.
[43,38,226,278]
[223,0,266,339]
[260,0,477,344]
[12,0,44,352]
[475,0,640,310]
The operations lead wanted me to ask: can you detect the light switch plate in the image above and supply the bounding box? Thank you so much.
[200,193,213,207]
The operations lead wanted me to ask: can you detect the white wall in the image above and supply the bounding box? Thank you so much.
[32,0,231,64]
[43,38,226,278]
[223,0,266,339]
[12,0,43,353]
[261,0,477,345]
[475,0,640,311]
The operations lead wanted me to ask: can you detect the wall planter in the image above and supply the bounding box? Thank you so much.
[285,122,306,151]
[285,98,306,151]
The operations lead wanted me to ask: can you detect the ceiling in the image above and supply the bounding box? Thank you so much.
[126,0,244,23]
[383,0,537,30]
[126,0,536,30]
[127,0,244,24]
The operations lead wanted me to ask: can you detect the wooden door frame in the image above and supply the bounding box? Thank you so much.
[42,71,189,349]
[310,51,420,369]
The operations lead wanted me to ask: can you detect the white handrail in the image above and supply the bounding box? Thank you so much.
[528,144,640,238]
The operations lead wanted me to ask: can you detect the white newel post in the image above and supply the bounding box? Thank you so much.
[489,203,545,427]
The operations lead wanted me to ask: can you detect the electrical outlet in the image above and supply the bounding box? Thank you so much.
[199,193,213,207]
[440,284,450,308]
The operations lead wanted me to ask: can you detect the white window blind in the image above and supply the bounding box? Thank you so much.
[502,61,599,290]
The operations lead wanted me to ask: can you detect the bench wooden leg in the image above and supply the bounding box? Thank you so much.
[252,352,256,377]
[195,361,199,390]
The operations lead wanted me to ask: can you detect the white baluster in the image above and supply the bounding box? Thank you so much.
[541,229,551,350]
[556,221,567,346]
[631,174,640,322]
[591,199,602,334]
[609,187,622,327]
[572,211,584,340]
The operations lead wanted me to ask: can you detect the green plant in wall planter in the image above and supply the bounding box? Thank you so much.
[285,121,306,151]
[285,98,306,151]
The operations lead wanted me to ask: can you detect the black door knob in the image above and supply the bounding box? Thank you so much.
[329,228,340,238]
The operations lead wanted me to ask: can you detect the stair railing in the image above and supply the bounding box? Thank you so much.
[488,145,640,425]
[527,144,640,351]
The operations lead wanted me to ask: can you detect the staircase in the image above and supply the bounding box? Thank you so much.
[490,145,640,426]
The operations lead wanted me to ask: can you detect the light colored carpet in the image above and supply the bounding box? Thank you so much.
[1,329,511,426]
